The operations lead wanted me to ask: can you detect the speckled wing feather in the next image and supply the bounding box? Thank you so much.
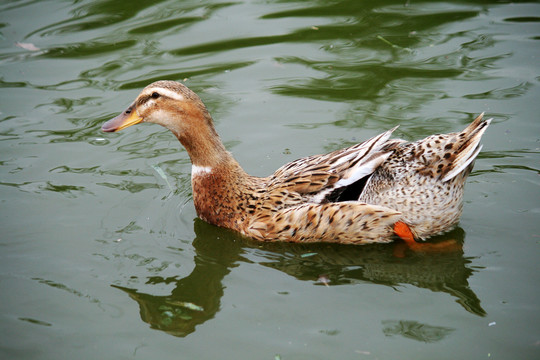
[268,127,401,203]
[247,202,401,244]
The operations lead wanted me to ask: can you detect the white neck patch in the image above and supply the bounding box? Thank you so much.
[192,165,212,178]
[145,87,185,101]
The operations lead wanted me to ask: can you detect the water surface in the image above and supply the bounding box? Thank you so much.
[1,0,539,359]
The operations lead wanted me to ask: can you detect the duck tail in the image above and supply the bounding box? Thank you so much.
[441,113,491,182]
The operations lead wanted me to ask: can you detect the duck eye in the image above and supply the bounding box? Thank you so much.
[151,92,160,99]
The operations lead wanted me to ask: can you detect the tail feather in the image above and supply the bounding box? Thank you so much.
[442,113,491,182]
[463,112,484,133]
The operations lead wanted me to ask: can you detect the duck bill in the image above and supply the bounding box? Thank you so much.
[101,103,142,132]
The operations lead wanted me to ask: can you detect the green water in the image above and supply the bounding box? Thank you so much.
[1,0,539,359]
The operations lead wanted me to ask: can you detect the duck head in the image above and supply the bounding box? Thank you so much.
[101,80,230,167]
[101,80,214,138]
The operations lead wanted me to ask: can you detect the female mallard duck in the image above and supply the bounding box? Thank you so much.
[102,80,490,245]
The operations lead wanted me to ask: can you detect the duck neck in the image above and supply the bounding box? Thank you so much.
[180,114,255,230]
[170,112,247,185]
[179,126,232,168]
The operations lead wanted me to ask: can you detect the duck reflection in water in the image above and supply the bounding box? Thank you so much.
[113,219,485,337]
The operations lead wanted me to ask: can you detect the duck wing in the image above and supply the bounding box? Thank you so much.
[268,127,403,203]
[247,201,401,244]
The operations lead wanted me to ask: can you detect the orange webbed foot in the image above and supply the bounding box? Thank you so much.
[393,221,462,254]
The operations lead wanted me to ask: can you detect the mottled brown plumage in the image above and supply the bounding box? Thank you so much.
[102,80,490,244]
[359,113,490,239]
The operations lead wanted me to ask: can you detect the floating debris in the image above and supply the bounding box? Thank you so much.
[19,317,52,327]
[300,252,317,258]
[317,274,331,287]
[377,35,413,53]
[488,321,496,327]
[161,310,174,318]
[166,300,204,312]
[355,350,371,355]
[151,164,174,191]
[15,42,40,51]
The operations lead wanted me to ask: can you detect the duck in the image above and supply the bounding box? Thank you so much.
[102,80,490,245]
